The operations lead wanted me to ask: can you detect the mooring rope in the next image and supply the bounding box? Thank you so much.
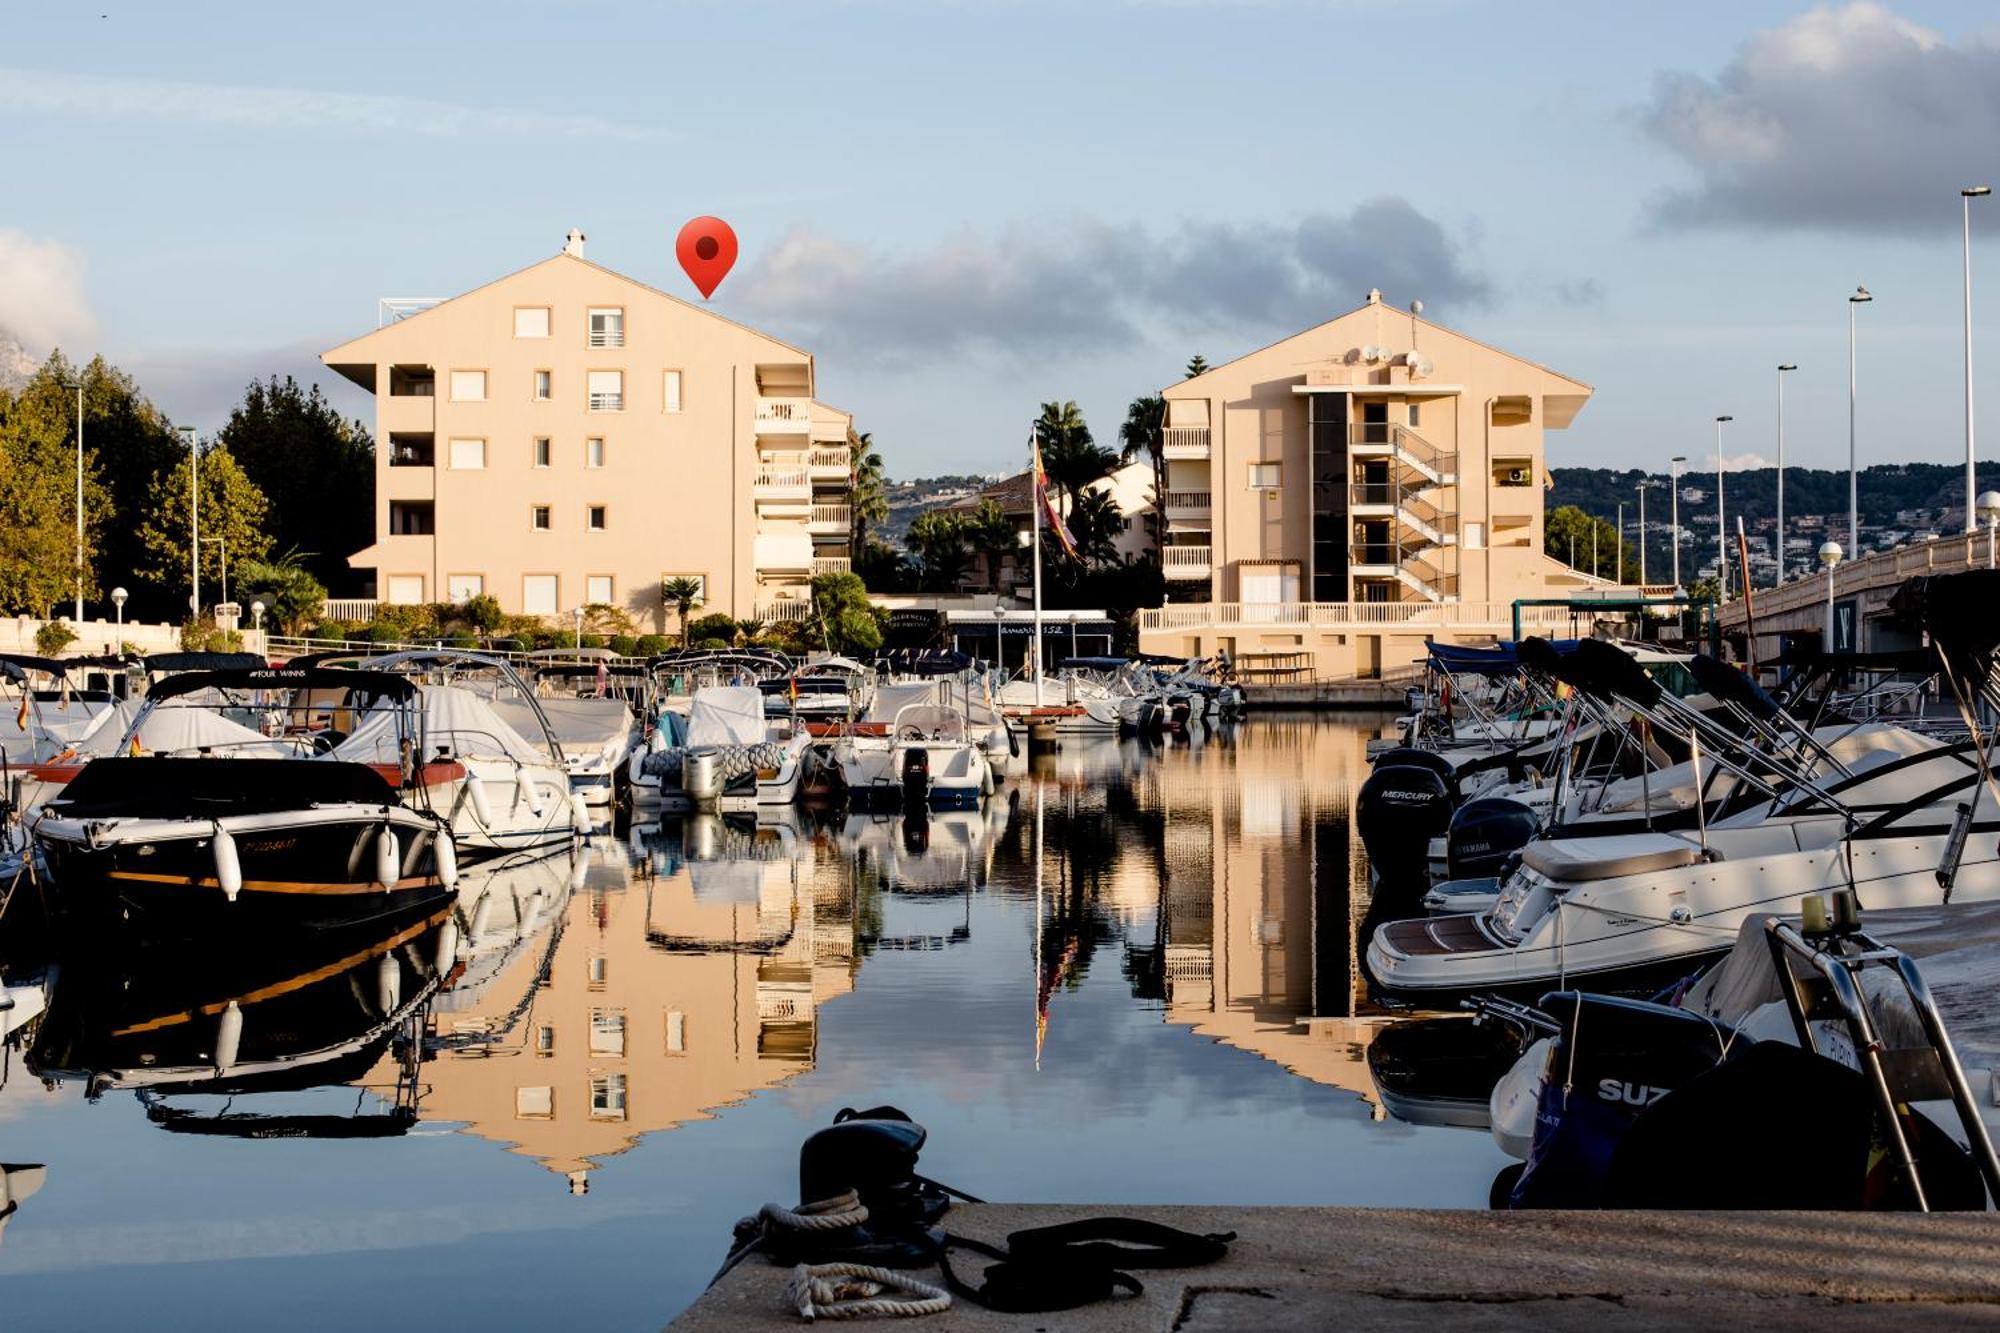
[783,1263,951,1321]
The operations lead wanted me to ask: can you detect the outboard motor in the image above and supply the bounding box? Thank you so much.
[1446,797,1540,880]
[1356,762,1454,915]
[683,750,721,805]
[901,747,931,808]
[1367,746,1460,804]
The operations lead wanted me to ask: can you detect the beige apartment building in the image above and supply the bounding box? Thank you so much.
[323,231,854,630]
[1138,290,1602,680]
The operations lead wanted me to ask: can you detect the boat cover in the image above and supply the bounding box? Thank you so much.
[115,699,297,758]
[1519,831,1704,882]
[496,695,630,757]
[1429,639,1580,676]
[329,685,548,766]
[686,687,765,747]
[866,681,943,724]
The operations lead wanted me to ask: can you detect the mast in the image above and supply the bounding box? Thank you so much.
[1031,432,1045,705]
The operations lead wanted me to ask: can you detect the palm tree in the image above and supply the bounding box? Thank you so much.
[735,617,767,647]
[848,428,888,562]
[661,576,704,647]
[963,500,1018,591]
[1066,488,1126,567]
[1119,394,1166,555]
[1033,401,1117,516]
[906,510,972,593]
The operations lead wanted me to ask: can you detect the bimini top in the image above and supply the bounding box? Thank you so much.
[1427,639,1580,677]
[1891,571,2000,658]
[146,666,421,703]
[142,651,269,675]
[0,652,130,680]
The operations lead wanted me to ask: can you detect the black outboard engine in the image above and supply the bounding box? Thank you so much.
[1446,797,1540,880]
[1367,746,1460,803]
[1356,762,1454,915]
[900,747,930,808]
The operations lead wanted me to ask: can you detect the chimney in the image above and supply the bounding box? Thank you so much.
[563,228,587,258]
[1366,288,1383,305]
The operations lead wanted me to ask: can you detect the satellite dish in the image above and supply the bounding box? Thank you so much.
[1407,353,1434,379]
[1361,344,1381,364]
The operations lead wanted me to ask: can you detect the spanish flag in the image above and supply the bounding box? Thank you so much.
[1031,436,1080,560]
[129,729,143,757]
[14,691,28,731]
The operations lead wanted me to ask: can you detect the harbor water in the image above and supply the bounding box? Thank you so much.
[0,717,1515,1328]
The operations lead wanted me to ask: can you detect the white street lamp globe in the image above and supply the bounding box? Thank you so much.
[110,586,128,607]
[1818,540,1844,569]
[1977,491,2000,524]
[251,599,266,617]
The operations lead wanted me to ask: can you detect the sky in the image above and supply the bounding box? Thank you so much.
[5,0,2000,480]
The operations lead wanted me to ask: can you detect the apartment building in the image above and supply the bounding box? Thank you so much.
[1138,290,1598,680]
[322,231,854,630]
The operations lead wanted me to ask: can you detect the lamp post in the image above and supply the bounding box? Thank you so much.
[179,425,200,616]
[1616,501,1625,584]
[1776,364,1796,583]
[60,380,84,621]
[111,586,127,628]
[250,599,266,632]
[1715,416,1733,602]
[1819,539,1843,652]
[1635,480,1650,586]
[1848,286,1871,553]
[1980,492,2000,569]
[1670,456,1686,589]
[1965,188,1991,533]
[993,604,1007,671]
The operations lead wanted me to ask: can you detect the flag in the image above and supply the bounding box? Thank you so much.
[788,674,799,703]
[129,729,143,757]
[14,691,28,730]
[1031,436,1080,560]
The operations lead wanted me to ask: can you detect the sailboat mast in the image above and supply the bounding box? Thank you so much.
[1031,433,1045,705]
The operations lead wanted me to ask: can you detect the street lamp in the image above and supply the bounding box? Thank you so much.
[1776,365,1796,583]
[1715,416,1734,602]
[1669,456,1687,589]
[1848,286,1872,553]
[1965,188,1991,534]
[1979,491,2000,569]
[1635,479,1651,586]
[250,599,266,631]
[111,586,127,627]
[993,603,1007,670]
[1818,539,1843,653]
[60,380,84,622]
[178,425,200,615]
[1616,501,1625,584]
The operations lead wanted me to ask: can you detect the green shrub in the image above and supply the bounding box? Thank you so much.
[609,634,639,658]
[635,634,671,656]
[462,593,505,633]
[688,613,738,644]
[35,621,78,657]
[694,635,733,651]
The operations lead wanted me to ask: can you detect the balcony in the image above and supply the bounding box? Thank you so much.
[1349,482,1457,546]
[755,397,812,436]
[1348,423,1457,485]
[809,503,852,534]
[1163,490,1211,520]
[756,601,815,624]
[388,434,434,467]
[753,466,811,500]
[813,554,852,576]
[1163,545,1212,580]
[380,394,436,434]
[1351,539,1457,602]
[1162,426,1210,460]
[807,446,851,479]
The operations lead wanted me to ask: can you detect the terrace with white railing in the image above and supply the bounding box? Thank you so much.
[1137,597,1674,634]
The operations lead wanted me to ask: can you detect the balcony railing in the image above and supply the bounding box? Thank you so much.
[813,554,852,576]
[588,392,624,412]
[389,440,434,467]
[809,504,852,530]
[322,599,380,622]
[756,601,815,624]
[588,326,624,349]
[1163,489,1211,514]
[1163,545,1212,579]
[1162,426,1210,459]
[754,467,811,493]
[756,398,812,433]
[1138,601,1587,632]
[1349,423,1456,481]
[807,447,851,475]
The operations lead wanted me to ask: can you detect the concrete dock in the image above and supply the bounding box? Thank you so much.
[673,1204,2000,1329]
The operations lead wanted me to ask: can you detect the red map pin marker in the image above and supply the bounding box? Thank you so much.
[676,216,738,299]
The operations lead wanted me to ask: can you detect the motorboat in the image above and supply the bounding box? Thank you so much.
[440,845,578,1012]
[628,706,691,807]
[679,685,812,812]
[508,659,648,807]
[995,673,1122,734]
[829,682,994,810]
[32,666,465,937]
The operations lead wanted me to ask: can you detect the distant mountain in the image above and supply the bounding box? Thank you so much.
[880,473,1002,545]
[0,336,34,391]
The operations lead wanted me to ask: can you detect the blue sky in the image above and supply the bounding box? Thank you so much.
[5,1,2000,479]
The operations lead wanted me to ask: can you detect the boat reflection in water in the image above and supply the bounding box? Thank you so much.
[27,907,452,1137]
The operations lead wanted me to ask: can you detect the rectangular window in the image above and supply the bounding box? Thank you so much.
[587,370,624,412]
[662,370,683,413]
[523,574,558,614]
[449,369,487,402]
[514,307,550,339]
[1464,522,1486,550]
[533,437,551,468]
[588,307,624,348]
[1248,463,1282,489]
[386,574,425,604]
[533,369,552,401]
[388,501,434,535]
[586,574,613,605]
[448,437,486,470]
[535,1023,555,1055]
[1409,403,1421,428]
[447,574,484,604]
[531,505,552,531]
[665,1009,687,1054]
[589,1009,626,1057]
[515,1086,553,1119]
[585,437,605,468]
[587,505,607,532]
[588,956,608,988]
[589,1072,628,1120]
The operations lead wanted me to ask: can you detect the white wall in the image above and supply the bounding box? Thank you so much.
[0,617,267,658]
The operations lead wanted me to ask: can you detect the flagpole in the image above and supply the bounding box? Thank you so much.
[1031,434,1045,706]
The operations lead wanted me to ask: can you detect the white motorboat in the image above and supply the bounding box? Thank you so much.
[995,674,1121,734]
[830,682,993,810]
[679,686,812,812]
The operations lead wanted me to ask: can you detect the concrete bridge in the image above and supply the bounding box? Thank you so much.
[1715,529,1995,658]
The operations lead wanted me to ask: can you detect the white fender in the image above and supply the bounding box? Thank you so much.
[515,765,539,814]
[211,827,242,903]
[469,890,496,940]
[520,891,546,938]
[214,1000,243,1074]
[376,951,401,1013]
[433,917,460,975]
[569,849,590,892]
[569,792,591,833]
[375,826,400,889]
[648,726,668,754]
[465,769,494,828]
[434,830,459,890]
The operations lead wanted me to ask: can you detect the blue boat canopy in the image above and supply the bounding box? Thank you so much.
[1426,639,1581,676]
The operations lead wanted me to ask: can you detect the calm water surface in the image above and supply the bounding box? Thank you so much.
[0,717,1510,1329]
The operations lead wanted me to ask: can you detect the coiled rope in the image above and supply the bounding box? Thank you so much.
[760,1191,871,1233]
[783,1263,951,1321]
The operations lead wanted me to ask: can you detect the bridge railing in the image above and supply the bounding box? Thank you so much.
[1718,532,1991,627]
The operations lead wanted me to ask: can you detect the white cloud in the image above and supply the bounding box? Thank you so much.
[0,229,96,356]
[0,67,669,142]
[1639,3,2000,232]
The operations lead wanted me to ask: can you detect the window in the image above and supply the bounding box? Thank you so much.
[523,574,558,615]
[447,574,484,604]
[449,369,487,402]
[533,369,552,401]
[515,1086,553,1119]
[662,369,683,413]
[587,505,607,532]
[448,437,486,470]
[588,956,608,988]
[533,437,551,468]
[587,370,624,412]
[586,575,613,605]
[514,307,550,338]
[1409,403,1422,428]
[585,437,605,468]
[665,1009,687,1054]
[1464,522,1486,550]
[588,307,625,348]
[1248,463,1282,489]
[589,1072,628,1120]
[388,501,434,535]
[589,1009,626,1056]
[386,574,425,604]
[531,505,551,531]
[535,1024,555,1055]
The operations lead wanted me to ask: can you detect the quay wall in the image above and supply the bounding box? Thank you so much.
[0,616,267,659]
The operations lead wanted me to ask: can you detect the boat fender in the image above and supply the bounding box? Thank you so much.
[214,1000,243,1075]
[516,766,540,815]
[211,826,243,903]
[649,726,669,754]
[434,831,459,890]
[465,769,495,828]
[375,826,400,890]
[376,951,401,1014]
[570,792,591,833]
[435,917,460,974]
[569,849,591,892]
[468,890,496,940]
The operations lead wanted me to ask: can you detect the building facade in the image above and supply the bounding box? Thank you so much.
[1139,290,1602,680]
[323,231,854,631]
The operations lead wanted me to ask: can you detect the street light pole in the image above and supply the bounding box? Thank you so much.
[1965,188,1990,533]
[1848,286,1872,554]
[1819,540,1844,652]
[1776,364,1796,584]
[1715,416,1734,602]
[1617,501,1625,584]
[1670,456,1686,589]
[179,426,200,618]
[1635,481,1648,585]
